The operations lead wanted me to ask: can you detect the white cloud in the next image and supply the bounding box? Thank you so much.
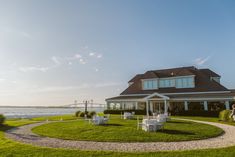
[79,58,86,64]
[74,54,82,59]
[19,66,50,72]
[89,52,95,56]
[193,56,211,66]
[94,68,99,72]
[30,82,122,93]
[51,56,61,65]
[97,54,103,58]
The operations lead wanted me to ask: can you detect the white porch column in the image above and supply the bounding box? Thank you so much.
[184,101,188,111]
[225,101,230,110]
[106,102,110,109]
[150,101,153,113]
[121,102,125,110]
[164,99,168,114]
[146,101,149,116]
[135,102,138,110]
[203,101,208,111]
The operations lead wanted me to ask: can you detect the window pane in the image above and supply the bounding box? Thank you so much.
[159,80,164,87]
[148,81,152,89]
[153,80,158,89]
[144,81,148,89]
[182,78,187,87]
[169,79,174,87]
[176,78,182,88]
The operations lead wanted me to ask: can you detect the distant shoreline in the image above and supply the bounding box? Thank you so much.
[0,106,105,108]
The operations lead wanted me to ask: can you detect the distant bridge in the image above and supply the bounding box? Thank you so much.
[62,102,106,108]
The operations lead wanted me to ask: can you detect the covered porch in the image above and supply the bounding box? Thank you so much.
[106,93,170,116]
[106,92,234,116]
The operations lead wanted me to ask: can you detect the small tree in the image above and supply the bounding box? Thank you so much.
[75,111,81,117]
[0,114,5,125]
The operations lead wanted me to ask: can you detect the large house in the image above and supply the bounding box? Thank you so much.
[106,66,235,116]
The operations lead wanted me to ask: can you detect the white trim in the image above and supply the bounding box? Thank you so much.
[119,91,231,97]
[144,92,170,100]
[162,91,231,95]
[170,97,233,101]
[119,94,150,96]
[141,78,159,81]
[141,75,195,80]
[106,99,145,102]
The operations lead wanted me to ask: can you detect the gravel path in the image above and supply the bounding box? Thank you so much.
[5,118,235,152]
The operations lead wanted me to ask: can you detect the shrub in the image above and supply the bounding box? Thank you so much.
[104,109,146,115]
[88,111,96,118]
[171,110,220,117]
[78,112,85,117]
[75,110,81,117]
[0,114,5,125]
[219,110,232,122]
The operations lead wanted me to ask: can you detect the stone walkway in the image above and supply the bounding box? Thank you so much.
[5,118,235,152]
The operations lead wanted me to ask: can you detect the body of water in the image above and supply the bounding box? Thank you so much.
[0,107,105,118]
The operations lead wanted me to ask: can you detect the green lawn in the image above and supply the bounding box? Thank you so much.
[31,114,79,121]
[0,115,235,157]
[32,115,223,142]
[172,116,235,126]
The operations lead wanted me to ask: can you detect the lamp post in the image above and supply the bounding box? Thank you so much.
[83,99,93,119]
[83,100,88,119]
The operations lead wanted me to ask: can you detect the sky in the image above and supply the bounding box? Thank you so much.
[0,0,235,106]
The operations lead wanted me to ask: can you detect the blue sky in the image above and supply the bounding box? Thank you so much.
[0,0,234,106]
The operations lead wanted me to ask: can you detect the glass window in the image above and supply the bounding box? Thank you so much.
[176,77,194,88]
[159,80,165,87]
[153,80,158,89]
[159,79,174,88]
[143,80,158,90]
[143,81,148,89]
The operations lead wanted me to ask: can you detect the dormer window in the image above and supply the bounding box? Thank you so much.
[142,79,158,90]
[211,77,220,84]
[175,77,195,88]
[159,79,175,88]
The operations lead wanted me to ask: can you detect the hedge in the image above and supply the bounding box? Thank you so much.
[171,110,220,117]
[77,111,96,118]
[0,114,5,125]
[104,109,146,115]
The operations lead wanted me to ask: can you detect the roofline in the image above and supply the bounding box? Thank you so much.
[119,91,231,97]
[162,91,231,95]
[106,96,235,103]
[147,66,197,73]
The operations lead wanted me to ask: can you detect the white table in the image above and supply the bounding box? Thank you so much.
[123,112,133,119]
[90,116,108,125]
[142,119,163,132]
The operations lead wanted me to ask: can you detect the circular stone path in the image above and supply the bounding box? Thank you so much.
[5,118,235,152]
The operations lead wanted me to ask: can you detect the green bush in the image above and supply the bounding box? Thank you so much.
[104,109,146,115]
[172,110,220,117]
[75,110,81,117]
[88,111,96,118]
[219,110,232,122]
[0,114,5,125]
[78,112,85,117]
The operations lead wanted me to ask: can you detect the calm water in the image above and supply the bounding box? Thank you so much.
[0,107,105,118]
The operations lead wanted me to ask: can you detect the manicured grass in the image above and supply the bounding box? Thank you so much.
[32,115,223,142]
[31,114,79,121]
[172,116,235,126]
[0,115,235,157]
